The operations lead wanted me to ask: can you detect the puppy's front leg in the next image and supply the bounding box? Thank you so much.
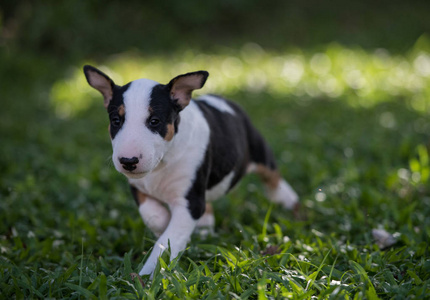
[138,201,197,277]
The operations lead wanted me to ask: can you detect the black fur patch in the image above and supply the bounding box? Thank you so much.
[184,99,248,219]
[196,100,250,190]
[147,84,181,139]
[185,97,279,220]
[130,185,139,206]
[107,83,130,139]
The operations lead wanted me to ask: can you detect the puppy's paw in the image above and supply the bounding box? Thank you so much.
[194,226,215,239]
[267,179,299,209]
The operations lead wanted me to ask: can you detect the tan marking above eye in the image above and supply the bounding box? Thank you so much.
[118,104,125,117]
[164,123,175,141]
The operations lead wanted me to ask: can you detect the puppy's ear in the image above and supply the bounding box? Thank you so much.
[168,71,209,109]
[83,65,115,109]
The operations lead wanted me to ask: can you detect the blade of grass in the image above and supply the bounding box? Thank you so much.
[79,238,84,290]
[257,272,268,300]
[99,274,107,300]
[261,204,273,240]
[349,260,379,299]
[65,283,97,300]
[306,249,331,291]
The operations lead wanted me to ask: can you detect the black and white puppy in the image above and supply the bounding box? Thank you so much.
[83,65,299,277]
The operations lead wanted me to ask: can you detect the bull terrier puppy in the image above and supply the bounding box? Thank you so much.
[83,65,299,277]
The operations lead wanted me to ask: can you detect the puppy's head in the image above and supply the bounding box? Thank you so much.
[83,65,208,179]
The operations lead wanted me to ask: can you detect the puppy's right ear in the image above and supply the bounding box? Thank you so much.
[83,65,115,109]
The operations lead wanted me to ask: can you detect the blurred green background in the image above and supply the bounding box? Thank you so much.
[2,0,430,116]
[1,1,430,298]
[3,0,430,57]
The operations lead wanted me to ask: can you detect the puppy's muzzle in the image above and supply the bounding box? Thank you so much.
[119,156,139,171]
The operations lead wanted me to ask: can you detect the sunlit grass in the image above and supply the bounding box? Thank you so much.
[3,34,430,298]
[51,36,430,118]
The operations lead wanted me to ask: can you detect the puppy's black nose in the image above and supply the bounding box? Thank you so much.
[119,157,139,171]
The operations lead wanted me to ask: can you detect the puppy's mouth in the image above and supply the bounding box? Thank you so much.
[115,155,165,179]
[123,161,164,178]
[123,170,148,179]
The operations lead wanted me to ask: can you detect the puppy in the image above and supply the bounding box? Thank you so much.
[83,65,299,277]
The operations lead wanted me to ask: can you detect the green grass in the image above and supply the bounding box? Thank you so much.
[1,46,430,299]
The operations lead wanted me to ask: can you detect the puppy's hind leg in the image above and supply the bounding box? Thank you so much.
[251,164,299,210]
[245,122,299,209]
[195,203,215,237]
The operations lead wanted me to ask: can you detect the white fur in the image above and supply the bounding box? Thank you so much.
[109,79,211,276]
[120,99,210,276]
[205,171,235,201]
[195,215,215,238]
[138,197,171,237]
[196,210,215,228]
[111,79,166,177]
[247,162,298,209]
[197,95,236,115]
[128,100,210,201]
[139,203,197,277]
[246,163,258,173]
[195,204,215,237]
[266,179,299,209]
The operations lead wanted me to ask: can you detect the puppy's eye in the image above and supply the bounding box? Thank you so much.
[111,116,122,127]
[149,117,160,127]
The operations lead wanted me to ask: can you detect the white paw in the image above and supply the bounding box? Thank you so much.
[138,201,170,237]
[138,242,167,277]
[196,211,215,228]
[267,179,299,209]
[194,226,215,239]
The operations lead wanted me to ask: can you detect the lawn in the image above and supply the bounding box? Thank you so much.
[1,44,430,299]
[1,2,430,298]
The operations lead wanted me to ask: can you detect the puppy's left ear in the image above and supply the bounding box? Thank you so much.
[168,71,209,109]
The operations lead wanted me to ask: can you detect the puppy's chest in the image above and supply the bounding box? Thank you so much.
[131,163,236,204]
[130,166,194,203]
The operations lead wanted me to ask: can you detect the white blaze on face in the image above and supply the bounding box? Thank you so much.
[111,79,168,178]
